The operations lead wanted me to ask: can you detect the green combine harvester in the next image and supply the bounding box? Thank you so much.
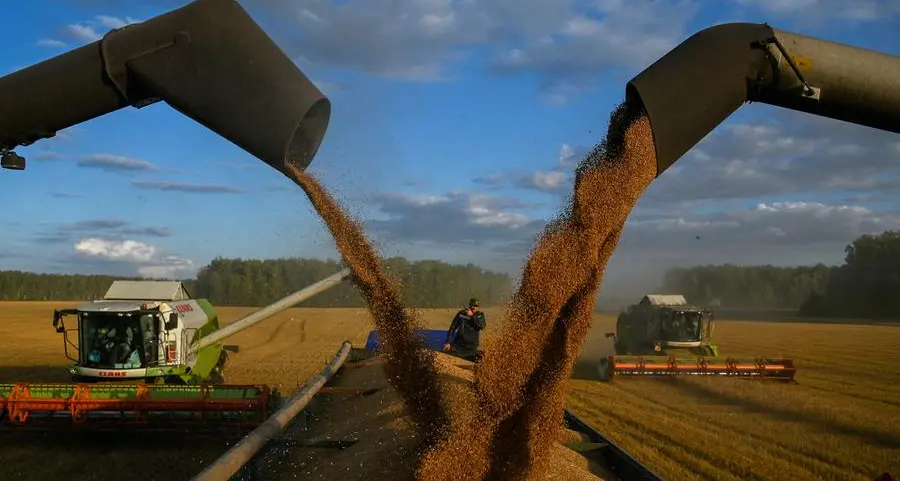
[53,280,233,385]
[597,294,797,382]
[0,272,351,431]
[0,0,346,433]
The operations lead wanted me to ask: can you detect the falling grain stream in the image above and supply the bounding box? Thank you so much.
[285,98,657,481]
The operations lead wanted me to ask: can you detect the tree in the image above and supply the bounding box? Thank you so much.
[0,256,514,309]
[800,231,900,319]
[660,230,900,319]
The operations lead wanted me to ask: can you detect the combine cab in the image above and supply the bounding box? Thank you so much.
[51,280,235,385]
[597,294,796,382]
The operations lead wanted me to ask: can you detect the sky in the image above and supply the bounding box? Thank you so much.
[1,0,899,299]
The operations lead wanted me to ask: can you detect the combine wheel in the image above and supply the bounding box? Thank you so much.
[208,350,229,385]
[164,375,187,385]
[597,358,612,382]
[208,370,225,385]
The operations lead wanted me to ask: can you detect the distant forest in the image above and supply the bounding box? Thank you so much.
[0,257,514,309]
[662,230,900,319]
[1,231,898,318]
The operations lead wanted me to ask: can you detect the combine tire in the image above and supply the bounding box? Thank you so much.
[208,370,225,385]
[209,350,229,385]
[597,358,612,382]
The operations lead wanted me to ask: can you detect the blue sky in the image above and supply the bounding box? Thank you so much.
[2,0,899,297]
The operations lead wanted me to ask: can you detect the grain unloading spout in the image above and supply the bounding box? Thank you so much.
[190,268,353,353]
[0,0,330,175]
[627,22,900,176]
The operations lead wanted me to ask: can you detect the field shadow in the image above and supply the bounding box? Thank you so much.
[0,365,71,383]
[800,382,900,409]
[666,378,900,450]
[714,311,900,327]
[0,429,236,449]
[0,429,237,481]
[802,363,900,384]
[571,358,602,381]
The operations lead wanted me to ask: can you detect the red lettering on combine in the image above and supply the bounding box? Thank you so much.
[98,371,127,377]
[175,304,194,313]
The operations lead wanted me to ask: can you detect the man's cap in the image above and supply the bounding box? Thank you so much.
[468,297,480,307]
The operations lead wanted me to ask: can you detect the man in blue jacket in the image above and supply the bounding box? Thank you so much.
[443,297,487,362]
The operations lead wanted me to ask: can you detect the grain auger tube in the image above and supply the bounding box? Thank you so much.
[0,0,330,177]
[625,22,900,178]
[1,268,352,431]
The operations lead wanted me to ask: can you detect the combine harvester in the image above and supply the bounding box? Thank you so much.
[597,295,796,382]
[0,270,351,431]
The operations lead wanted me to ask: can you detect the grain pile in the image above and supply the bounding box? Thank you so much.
[283,97,658,480]
[269,351,607,481]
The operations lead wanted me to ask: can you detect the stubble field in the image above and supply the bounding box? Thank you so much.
[1,301,899,481]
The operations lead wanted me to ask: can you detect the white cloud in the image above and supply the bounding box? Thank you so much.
[483,111,899,206]
[558,144,576,166]
[250,0,697,97]
[640,112,900,205]
[77,154,159,172]
[41,1,898,105]
[36,39,68,48]
[57,15,141,44]
[33,151,63,160]
[74,238,155,263]
[362,180,900,294]
[132,181,244,194]
[731,0,900,21]
[73,238,195,279]
[137,256,196,279]
[467,194,532,228]
[557,143,592,167]
[94,15,140,29]
[367,191,543,245]
[732,0,818,14]
[622,201,900,251]
[519,170,570,192]
[490,0,697,80]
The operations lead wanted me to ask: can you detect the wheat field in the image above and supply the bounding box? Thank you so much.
[1,301,898,481]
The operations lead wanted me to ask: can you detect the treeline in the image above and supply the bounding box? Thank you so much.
[662,264,834,309]
[0,271,140,301]
[0,257,514,308]
[8,230,899,318]
[662,230,900,319]
[190,257,513,307]
[800,231,900,318]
